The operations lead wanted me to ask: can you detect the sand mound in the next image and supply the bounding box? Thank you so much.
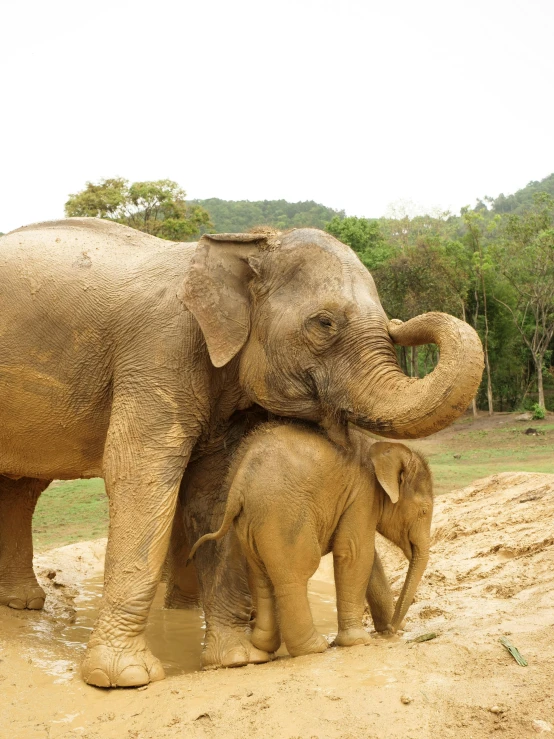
[2,472,554,738]
[380,471,554,637]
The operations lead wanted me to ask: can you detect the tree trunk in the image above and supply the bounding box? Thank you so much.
[472,397,478,419]
[536,355,546,409]
[411,346,418,379]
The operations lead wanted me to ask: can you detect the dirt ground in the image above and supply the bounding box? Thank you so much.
[2,471,554,738]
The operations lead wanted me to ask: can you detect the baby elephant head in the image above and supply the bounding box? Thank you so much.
[369,441,433,632]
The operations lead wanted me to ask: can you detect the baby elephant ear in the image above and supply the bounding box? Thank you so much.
[180,233,269,368]
[369,442,413,504]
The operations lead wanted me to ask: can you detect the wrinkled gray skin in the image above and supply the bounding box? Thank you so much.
[188,424,433,658]
[166,411,396,668]
[0,218,483,687]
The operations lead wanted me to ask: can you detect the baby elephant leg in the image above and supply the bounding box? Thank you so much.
[0,476,50,610]
[260,535,327,657]
[333,513,374,647]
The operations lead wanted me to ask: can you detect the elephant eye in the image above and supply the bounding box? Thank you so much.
[318,315,333,328]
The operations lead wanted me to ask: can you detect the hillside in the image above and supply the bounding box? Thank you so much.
[189,198,345,233]
[490,172,554,214]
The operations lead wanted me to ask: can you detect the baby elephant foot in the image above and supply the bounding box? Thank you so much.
[202,627,272,670]
[82,644,165,688]
[251,625,281,654]
[0,582,46,610]
[335,628,372,647]
[287,631,329,657]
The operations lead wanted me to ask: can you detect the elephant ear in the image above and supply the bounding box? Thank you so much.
[369,442,413,504]
[180,233,269,368]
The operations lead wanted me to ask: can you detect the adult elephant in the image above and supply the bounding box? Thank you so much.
[0,218,483,687]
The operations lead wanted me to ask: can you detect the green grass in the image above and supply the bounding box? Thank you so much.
[33,478,108,550]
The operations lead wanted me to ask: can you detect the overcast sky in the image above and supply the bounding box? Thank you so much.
[1,0,553,233]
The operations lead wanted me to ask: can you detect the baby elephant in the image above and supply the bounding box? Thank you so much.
[189,423,433,658]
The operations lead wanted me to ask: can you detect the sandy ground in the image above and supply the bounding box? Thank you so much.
[2,471,554,738]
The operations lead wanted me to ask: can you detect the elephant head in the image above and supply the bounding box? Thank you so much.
[370,441,433,631]
[181,228,484,439]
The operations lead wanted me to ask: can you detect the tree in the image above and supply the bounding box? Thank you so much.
[375,235,470,378]
[494,193,554,409]
[65,178,212,241]
[190,198,344,233]
[325,216,395,270]
[462,209,496,416]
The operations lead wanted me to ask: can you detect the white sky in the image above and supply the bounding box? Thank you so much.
[1,0,553,233]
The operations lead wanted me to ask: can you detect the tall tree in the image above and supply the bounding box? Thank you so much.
[65,178,212,241]
[494,193,554,409]
[325,216,395,270]
[462,208,495,415]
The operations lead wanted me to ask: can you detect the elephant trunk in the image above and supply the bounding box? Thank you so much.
[347,312,484,439]
[390,543,429,631]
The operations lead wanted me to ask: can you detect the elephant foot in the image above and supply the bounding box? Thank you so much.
[82,643,165,688]
[164,583,201,609]
[0,580,46,610]
[287,631,329,657]
[335,628,372,647]
[251,625,281,654]
[202,627,272,670]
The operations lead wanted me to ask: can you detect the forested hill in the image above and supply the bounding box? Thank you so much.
[188,198,345,233]
[490,173,554,214]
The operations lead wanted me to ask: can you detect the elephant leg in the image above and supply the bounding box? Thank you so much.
[182,448,271,670]
[164,497,200,609]
[246,557,281,654]
[185,513,271,669]
[333,519,374,647]
[261,537,327,657]
[81,405,192,689]
[0,476,50,610]
[365,549,395,632]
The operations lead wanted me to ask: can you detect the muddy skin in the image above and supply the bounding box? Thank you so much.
[189,424,434,657]
[0,219,482,687]
[166,411,399,668]
[0,476,51,609]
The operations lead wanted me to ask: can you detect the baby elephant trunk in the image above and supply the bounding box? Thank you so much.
[187,492,243,563]
[390,544,429,631]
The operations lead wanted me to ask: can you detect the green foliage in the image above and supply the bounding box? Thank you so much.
[65,178,212,241]
[532,403,546,420]
[325,216,395,270]
[190,198,344,233]
[490,173,554,214]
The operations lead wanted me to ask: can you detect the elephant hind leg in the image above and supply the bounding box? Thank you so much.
[0,475,51,610]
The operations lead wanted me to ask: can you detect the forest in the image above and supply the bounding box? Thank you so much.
[62,173,554,413]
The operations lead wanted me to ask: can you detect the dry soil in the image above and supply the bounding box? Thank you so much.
[1,471,554,738]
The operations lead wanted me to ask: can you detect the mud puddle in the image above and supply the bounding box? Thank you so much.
[12,557,340,680]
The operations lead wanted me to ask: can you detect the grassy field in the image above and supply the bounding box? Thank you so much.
[32,413,554,551]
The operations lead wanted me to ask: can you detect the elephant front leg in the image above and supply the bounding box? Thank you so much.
[333,521,374,647]
[0,476,50,610]
[81,415,192,688]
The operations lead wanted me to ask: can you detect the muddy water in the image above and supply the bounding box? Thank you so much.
[26,559,339,677]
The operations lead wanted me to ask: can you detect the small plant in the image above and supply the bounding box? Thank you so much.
[531,403,546,420]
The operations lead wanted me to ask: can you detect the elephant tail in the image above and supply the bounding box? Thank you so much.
[187,491,243,564]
